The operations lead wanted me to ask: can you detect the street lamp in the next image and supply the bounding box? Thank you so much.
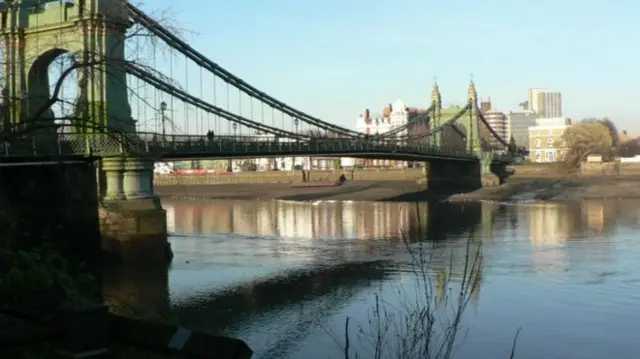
[375,118,379,135]
[294,118,299,147]
[160,101,167,140]
[232,122,237,139]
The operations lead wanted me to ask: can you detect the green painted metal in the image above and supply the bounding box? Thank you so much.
[480,152,493,175]
[0,0,135,134]
[0,133,513,163]
[431,83,442,146]
[0,4,511,167]
[462,81,482,155]
[417,80,512,166]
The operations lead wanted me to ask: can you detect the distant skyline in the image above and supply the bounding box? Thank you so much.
[143,0,639,134]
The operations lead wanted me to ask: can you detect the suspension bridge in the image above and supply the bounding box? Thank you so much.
[0,1,510,163]
[0,1,512,263]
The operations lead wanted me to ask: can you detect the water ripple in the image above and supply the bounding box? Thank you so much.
[133,198,640,359]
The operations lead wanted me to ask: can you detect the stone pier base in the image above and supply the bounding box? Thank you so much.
[98,157,172,265]
[481,173,500,187]
[99,198,172,265]
[427,160,482,190]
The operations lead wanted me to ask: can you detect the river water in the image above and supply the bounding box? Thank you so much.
[108,198,640,359]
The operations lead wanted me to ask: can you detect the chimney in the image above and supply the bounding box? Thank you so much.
[480,97,491,113]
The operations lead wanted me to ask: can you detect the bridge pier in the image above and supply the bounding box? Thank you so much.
[489,162,509,185]
[426,160,482,190]
[98,157,172,266]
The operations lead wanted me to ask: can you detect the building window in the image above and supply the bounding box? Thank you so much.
[535,139,541,148]
[535,151,541,161]
[546,151,555,162]
[547,139,553,148]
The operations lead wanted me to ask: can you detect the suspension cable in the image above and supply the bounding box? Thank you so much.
[126,63,302,138]
[127,4,363,138]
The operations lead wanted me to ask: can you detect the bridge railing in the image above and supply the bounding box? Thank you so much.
[0,132,484,160]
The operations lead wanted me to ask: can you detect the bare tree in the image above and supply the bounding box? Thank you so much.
[615,138,640,158]
[0,0,188,326]
[306,128,325,137]
[0,1,187,141]
[324,202,521,359]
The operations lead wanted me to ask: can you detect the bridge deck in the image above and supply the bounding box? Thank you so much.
[0,133,512,163]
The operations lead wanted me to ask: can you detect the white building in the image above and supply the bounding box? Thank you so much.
[483,109,509,148]
[232,134,334,171]
[528,117,572,163]
[528,88,562,118]
[355,99,409,137]
[528,88,550,115]
[348,99,411,167]
[508,109,537,149]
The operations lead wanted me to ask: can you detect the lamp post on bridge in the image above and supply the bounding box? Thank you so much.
[375,118,380,167]
[294,118,299,147]
[160,101,167,144]
[228,123,237,172]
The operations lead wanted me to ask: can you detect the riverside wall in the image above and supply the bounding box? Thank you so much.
[154,163,640,187]
[511,162,640,177]
[153,168,425,186]
[580,162,640,176]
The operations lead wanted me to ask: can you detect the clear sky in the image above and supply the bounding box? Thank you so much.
[141,0,640,134]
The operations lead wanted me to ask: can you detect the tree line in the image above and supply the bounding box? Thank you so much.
[562,117,639,168]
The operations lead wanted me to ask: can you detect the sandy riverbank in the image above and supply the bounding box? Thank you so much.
[155,174,640,202]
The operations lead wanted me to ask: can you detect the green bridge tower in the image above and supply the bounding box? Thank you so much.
[0,0,170,265]
[430,81,442,146]
[0,0,135,134]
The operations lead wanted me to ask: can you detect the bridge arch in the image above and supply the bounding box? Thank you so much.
[25,47,79,133]
[0,0,135,134]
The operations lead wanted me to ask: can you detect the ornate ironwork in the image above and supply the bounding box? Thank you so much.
[0,132,512,163]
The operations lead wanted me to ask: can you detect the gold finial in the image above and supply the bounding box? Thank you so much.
[467,75,477,101]
[431,77,441,103]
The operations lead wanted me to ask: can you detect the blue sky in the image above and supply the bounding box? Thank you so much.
[140,0,639,134]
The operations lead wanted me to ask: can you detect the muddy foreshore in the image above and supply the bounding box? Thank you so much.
[155,175,640,203]
[156,180,434,202]
[448,176,640,202]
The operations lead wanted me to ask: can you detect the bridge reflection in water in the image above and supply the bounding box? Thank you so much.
[164,199,488,241]
[103,199,633,359]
